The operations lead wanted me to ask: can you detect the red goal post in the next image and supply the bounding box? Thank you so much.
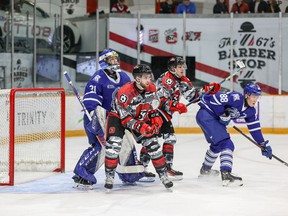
[0,88,65,186]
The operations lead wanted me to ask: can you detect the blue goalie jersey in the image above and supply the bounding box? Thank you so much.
[83,69,131,112]
[199,91,265,144]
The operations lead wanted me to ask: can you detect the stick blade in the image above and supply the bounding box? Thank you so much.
[235,60,245,69]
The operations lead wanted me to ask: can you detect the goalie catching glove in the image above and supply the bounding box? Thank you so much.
[169,101,187,114]
[260,140,272,159]
[202,82,221,95]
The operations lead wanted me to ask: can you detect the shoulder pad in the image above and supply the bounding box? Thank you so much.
[146,82,157,92]
[180,76,192,86]
[161,72,176,89]
[117,82,134,108]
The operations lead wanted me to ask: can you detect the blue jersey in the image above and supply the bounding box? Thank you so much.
[83,69,131,112]
[199,91,264,144]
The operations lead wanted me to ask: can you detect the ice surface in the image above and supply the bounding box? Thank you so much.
[0,134,288,216]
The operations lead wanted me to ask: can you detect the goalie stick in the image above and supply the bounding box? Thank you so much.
[63,71,144,173]
[186,59,246,107]
[233,126,288,167]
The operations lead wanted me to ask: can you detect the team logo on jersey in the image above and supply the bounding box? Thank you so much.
[93,75,101,82]
[165,78,173,86]
[232,94,240,101]
[119,94,128,103]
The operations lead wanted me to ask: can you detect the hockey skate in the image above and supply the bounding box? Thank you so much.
[137,167,156,182]
[221,170,243,187]
[72,175,94,190]
[104,172,115,192]
[198,166,220,178]
[159,172,173,191]
[166,164,183,181]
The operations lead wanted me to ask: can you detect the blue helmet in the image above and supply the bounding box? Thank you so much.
[99,49,120,71]
[244,83,262,96]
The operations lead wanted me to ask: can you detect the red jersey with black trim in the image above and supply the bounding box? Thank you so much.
[111,81,160,131]
[156,71,199,120]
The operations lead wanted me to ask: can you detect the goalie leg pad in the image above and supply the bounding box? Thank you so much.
[117,146,145,183]
[73,143,102,184]
[83,115,103,145]
[117,172,145,183]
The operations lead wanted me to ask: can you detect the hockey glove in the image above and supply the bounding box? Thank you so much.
[224,107,240,119]
[139,123,155,138]
[169,101,188,114]
[149,111,163,132]
[86,111,104,136]
[219,114,231,126]
[260,140,272,159]
[203,82,221,95]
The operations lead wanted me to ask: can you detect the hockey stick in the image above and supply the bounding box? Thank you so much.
[186,59,246,107]
[233,126,288,167]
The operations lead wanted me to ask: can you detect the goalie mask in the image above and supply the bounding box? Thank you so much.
[132,64,153,90]
[99,49,120,73]
[167,56,187,78]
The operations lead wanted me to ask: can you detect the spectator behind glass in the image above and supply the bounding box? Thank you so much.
[213,0,228,14]
[111,0,130,14]
[176,0,196,14]
[286,6,288,13]
[267,0,281,13]
[160,0,177,14]
[231,0,250,13]
[249,0,268,13]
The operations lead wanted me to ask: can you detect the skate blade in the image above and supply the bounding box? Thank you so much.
[198,173,219,178]
[165,187,173,192]
[122,182,137,186]
[168,174,183,181]
[105,189,112,193]
[137,177,155,182]
[222,180,243,187]
[73,183,94,190]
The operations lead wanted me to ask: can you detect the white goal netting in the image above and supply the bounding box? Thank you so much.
[0,88,65,185]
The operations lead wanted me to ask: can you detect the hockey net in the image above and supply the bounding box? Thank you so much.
[0,88,65,186]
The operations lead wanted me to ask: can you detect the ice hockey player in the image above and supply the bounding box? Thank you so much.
[72,49,142,188]
[139,56,221,180]
[196,83,273,186]
[104,64,173,191]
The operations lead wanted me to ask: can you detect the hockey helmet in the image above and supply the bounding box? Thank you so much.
[99,49,120,71]
[244,83,262,96]
[167,56,186,71]
[132,64,153,79]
